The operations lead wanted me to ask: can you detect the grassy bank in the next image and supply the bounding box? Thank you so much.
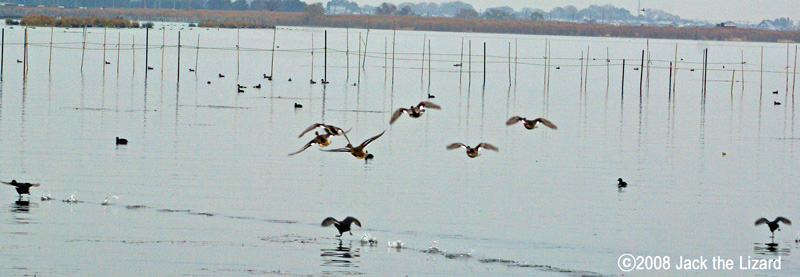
[2,6,799,43]
[18,14,140,28]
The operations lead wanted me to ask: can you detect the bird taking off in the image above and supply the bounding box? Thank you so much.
[3,180,40,197]
[755,217,791,238]
[321,216,362,237]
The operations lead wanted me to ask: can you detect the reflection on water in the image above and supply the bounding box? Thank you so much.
[321,240,360,271]
[754,242,791,256]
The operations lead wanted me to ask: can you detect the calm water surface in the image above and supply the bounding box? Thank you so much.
[1,22,800,275]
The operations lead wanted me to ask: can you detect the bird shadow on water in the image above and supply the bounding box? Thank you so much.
[753,242,791,256]
[320,240,361,272]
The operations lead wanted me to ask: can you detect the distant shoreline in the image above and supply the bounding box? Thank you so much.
[2,7,799,43]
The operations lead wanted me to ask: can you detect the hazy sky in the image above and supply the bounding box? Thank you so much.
[346,0,799,23]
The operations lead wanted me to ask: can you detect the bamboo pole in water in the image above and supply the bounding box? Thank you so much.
[177,31,181,82]
[459,37,464,83]
[103,27,107,75]
[639,50,644,97]
[23,26,27,74]
[1,28,4,79]
[580,52,584,94]
[420,34,426,85]
[787,42,790,95]
[310,33,314,81]
[117,34,120,74]
[585,46,590,95]
[325,30,328,83]
[357,32,361,83]
[49,27,54,73]
[346,28,349,76]
[391,29,395,85]
[483,42,486,87]
[507,42,511,87]
[269,28,276,79]
[606,47,609,92]
[362,16,370,69]
[621,59,626,97]
[195,34,199,74]
[132,35,135,74]
[730,70,735,102]
[792,45,797,97]
[760,46,764,96]
[161,27,165,73]
[668,62,673,100]
[741,50,745,93]
[428,40,431,90]
[468,40,472,84]
[145,28,149,71]
[514,39,518,87]
[672,44,678,99]
[81,27,86,72]
[237,28,240,76]
[384,36,387,80]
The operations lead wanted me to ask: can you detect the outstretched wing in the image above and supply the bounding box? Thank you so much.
[359,130,386,149]
[418,101,441,110]
[477,143,499,152]
[446,143,466,150]
[533,118,558,130]
[389,108,407,124]
[299,123,325,138]
[755,217,770,226]
[506,116,524,126]
[321,147,352,153]
[28,183,40,187]
[343,216,362,228]
[288,141,314,156]
[321,217,338,227]
[775,217,792,225]
[1,181,14,187]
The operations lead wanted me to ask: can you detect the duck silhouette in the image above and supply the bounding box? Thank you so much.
[116,137,128,145]
[755,217,791,239]
[617,178,628,188]
[3,180,40,197]
[322,131,385,159]
[446,142,498,158]
[506,116,558,130]
[321,216,361,237]
[389,101,441,124]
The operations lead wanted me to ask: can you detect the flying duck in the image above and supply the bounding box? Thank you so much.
[289,131,333,156]
[322,131,385,159]
[389,101,441,124]
[298,123,351,143]
[506,116,558,130]
[446,142,498,158]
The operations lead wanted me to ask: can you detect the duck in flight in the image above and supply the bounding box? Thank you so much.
[321,216,361,237]
[299,123,351,142]
[322,131,385,160]
[446,142,498,158]
[289,127,351,156]
[3,180,40,197]
[389,101,441,124]
[506,116,558,130]
[755,217,791,238]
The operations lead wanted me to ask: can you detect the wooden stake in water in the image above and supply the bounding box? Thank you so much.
[268,28,276,79]
[49,27,54,73]
[310,33,315,81]
[117,34,120,74]
[237,28,240,76]
[507,42,511,87]
[357,32,361,83]
[639,50,644,97]
[161,27,165,73]
[760,46,764,96]
[428,40,432,91]
[585,46,590,94]
[177,31,181,83]
[391,29,395,85]
[793,45,797,96]
[668,62,673,100]
[420,34,426,85]
[145,28,149,72]
[483,42,487,87]
[1,28,4,79]
[621,59,626,97]
[103,27,107,74]
[195,34,199,74]
[81,27,86,73]
[324,30,327,83]
[730,69,735,103]
[741,50,745,93]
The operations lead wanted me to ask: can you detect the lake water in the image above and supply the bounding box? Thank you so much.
[1,22,799,275]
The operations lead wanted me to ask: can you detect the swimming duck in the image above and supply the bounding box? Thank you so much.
[237,88,245,93]
[321,216,362,237]
[105,61,111,65]
[322,130,385,159]
[617,178,627,188]
[506,116,558,130]
[755,217,791,238]
[289,131,333,156]
[389,101,441,124]
[147,66,154,70]
[446,142,498,158]
[453,63,462,67]
[116,137,128,145]
[253,84,261,89]
[298,123,351,143]
[321,79,329,84]
[219,73,225,78]
[294,103,303,108]
[263,74,272,80]
[427,93,436,99]
[2,180,40,197]
[207,81,211,84]
[773,90,779,94]
[775,101,781,106]
[16,60,22,63]
[189,68,195,72]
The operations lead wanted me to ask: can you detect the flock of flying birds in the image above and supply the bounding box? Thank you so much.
[289,101,558,161]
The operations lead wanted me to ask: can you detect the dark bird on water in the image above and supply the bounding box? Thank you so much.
[294,103,303,108]
[288,78,292,82]
[321,79,329,84]
[454,63,462,67]
[310,79,317,84]
[322,130,385,160]
[218,73,225,78]
[207,81,211,84]
[427,93,436,99]
[237,88,245,93]
[237,84,245,88]
[555,66,560,69]
[263,74,273,80]
[16,60,22,63]
[617,178,628,188]
[3,180,40,197]
[253,84,261,89]
[506,116,558,130]
[147,66,154,70]
[773,90,779,94]
[189,68,195,72]
[116,137,128,145]
[351,83,357,86]
[775,101,781,106]
[105,61,111,65]
[390,101,441,124]
[755,217,791,238]
[321,216,361,237]
[446,142,498,158]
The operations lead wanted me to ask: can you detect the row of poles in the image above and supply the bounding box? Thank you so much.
[3,26,799,104]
